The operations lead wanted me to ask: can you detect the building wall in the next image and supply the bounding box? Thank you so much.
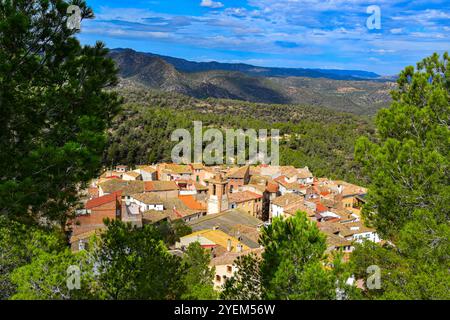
[353,232,380,243]
[271,204,284,220]
[214,264,238,290]
[228,178,245,193]
[134,170,156,181]
[231,198,262,218]
[208,195,229,215]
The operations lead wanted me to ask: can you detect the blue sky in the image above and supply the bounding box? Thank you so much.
[78,0,450,75]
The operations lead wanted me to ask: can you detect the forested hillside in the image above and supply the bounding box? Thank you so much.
[105,88,374,184]
[109,49,394,115]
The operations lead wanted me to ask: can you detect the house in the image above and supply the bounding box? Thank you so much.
[324,233,354,254]
[69,192,122,252]
[274,175,308,196]
[178,195,207,215]
[159,163,193,181]
[115,165,128,173]
[341,221,381,243]
[188,209,263,249]
[189,163,213,184]
[133,165,157,181]
[240,183,272,221]
[176,229,250,254]
[127,193,164,213]
[210,248,263,290]
[98,179,129,196]
[226,166,250,193]
[70,228,105,252]
[142,210,170,225]
[75,192,122,226]
[228,191,263,219]
[122,171,142,181]
[162,197,207,223]
[144,181,179,200]
[283,200,317,220]
[297,167,314,185]
[270,193,304,220]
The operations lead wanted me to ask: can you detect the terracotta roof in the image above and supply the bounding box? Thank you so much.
[179,195,207,211]
[341,221,376,234]
[70,227,105,243]
[190,163,204,170]
[316,203,328,213]
[297,167,313,179]
[86,192,121,209]
[274,175,287,184]
[284,202,316,217]
[98,179,129,194]
[122,181,145,196]
[162,198,203,218]
[228,191,262,203]
[226,166,249,179]
[142,210,169,224]
[280,166,298,178]
[193,182,209,191]
[131,193,164,205]
[136,165,157,173]
[145,181,180,192]
[244,184,266,193]
[123,171,141,178]
[165,164,193,174]
[210,248,263,266]
[182,229,251,253]
[249,175,269,185]
[271,193,303,208]
[325,233,352,248]
[266,181,279,193]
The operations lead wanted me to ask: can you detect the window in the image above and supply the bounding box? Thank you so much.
[227,266,232,273]
[78,240,87,251]
[215,275,221,282]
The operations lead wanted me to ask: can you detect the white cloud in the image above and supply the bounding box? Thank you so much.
[390,28,403,34]
[200,0,224,9]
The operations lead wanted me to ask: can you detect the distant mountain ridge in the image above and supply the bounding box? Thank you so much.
[111,48,383,81]
[109,48,395,115]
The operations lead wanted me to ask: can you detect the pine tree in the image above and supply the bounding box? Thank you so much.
[0,0,121,228]
[351,52,450,299]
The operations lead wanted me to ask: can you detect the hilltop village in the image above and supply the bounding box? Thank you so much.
[70,163,380,289]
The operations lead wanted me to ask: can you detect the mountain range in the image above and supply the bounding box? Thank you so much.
[109,48,396,115]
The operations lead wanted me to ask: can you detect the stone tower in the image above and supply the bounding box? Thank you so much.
[207,173,229,215]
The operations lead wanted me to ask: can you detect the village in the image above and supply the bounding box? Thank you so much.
[70,163,381,290]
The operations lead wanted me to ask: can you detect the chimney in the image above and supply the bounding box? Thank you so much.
[227,239,232,252]
[337,185,344,194]
[237,243,243,253]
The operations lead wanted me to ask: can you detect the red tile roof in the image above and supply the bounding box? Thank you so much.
[228,191,262,203]
[316,203,328,213]
[86,191,121,210]
[178,195,206,211]
[144,181,180,192]
[266,181,279,193]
